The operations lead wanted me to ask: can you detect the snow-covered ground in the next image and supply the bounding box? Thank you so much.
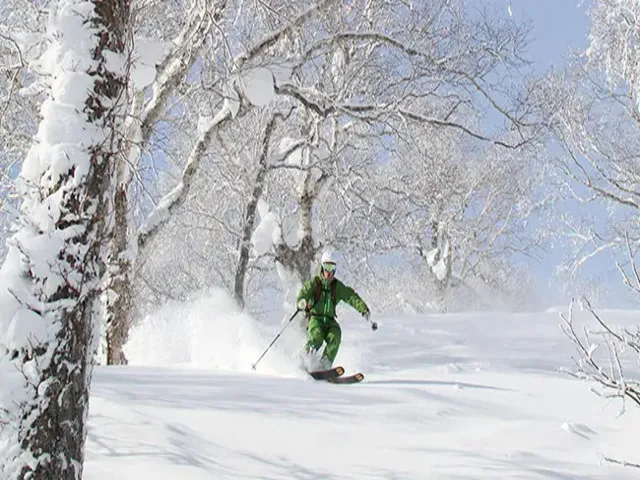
[84,291,640,479]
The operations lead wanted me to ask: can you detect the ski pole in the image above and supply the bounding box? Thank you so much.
[251,309,301,370]
[364,311,378,331]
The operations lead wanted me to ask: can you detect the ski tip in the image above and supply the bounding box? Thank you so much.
[327,372,365,384]
[307,366,345,380]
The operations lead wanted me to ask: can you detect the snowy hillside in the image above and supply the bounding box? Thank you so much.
[83,293,640,479]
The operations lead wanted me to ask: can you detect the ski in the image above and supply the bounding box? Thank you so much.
[328,372,364,384]
[308,366,344,380]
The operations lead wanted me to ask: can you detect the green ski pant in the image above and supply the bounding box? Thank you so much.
[306,316,342,363]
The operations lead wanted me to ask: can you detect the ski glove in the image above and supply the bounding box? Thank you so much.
[297,299,307,310]
[364,310,377,331]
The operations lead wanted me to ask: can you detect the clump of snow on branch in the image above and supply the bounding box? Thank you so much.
[223,82,241,118]
[139,182,185,237]
[426,240,450,282]
[222,67,277,108]
[208,66,279,117]
[130,36,169,91]
[251,198,281,256]
[236,67,275,106]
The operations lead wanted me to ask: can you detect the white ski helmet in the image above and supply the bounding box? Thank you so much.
[320,250,336,265]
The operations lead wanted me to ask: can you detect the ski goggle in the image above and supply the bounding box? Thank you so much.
[322,263,337,273]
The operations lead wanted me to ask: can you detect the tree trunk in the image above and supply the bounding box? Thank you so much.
[0,0,130,478]
[274,170,324,283]
[427,219,453,312]
[98,91,144,365]
[234,116,276,308]
[103,182,133,365]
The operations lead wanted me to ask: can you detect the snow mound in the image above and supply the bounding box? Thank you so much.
[237,67,275,106]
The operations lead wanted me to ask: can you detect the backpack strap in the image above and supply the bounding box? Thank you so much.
[331,280,337,305]
[313,277,322,306]
[331,280,337,319]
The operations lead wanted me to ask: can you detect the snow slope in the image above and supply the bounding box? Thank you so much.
[84,293,640,479]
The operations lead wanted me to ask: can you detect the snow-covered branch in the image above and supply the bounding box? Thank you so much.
[138,0,222,144]
[275,83,530,149]
[233,0,339,69]
[561,297,640,415]
[137,98,237,249]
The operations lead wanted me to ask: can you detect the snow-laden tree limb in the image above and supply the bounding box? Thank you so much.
[137,96,238,249]
[233,0,339,68]
[137,0,223,148]
[275,82,529,149]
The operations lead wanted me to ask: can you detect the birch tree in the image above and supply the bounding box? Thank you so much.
[0,0,129,477]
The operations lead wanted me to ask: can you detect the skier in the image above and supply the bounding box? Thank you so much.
[296,251,377,371]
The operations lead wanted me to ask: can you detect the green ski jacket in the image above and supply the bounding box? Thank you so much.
[297,275,369,321]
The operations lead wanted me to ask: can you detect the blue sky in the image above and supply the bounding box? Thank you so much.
[505,0,590,68]
[467,1,590,57]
